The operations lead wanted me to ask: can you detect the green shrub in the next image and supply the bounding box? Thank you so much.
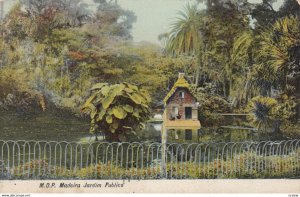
[195,92,231,127]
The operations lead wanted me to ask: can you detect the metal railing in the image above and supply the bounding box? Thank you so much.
[0,140,299,179]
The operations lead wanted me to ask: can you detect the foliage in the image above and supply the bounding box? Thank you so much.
[162,0,250,98]
[278,0,300,18]
[199,2,250,98]
[282,123,300,139]
[250,0,279,30]
[0,67,45,112]
[159,3,204,86]
[246,96,278,130]
[0,0,138,110]
[255,16,300,94]
[246,96,296,135]
[0,1,194,114]
[161,3,201,56]
[194,88,231,127]
[105,43,195,105]
[82,83,151,142]
[231,15,300,106]
[94,0,137,40]
[251,0,300,30]
[272,94,297,126]
[164,1,300,122]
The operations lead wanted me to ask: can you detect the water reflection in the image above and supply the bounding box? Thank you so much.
[144,122,259,143]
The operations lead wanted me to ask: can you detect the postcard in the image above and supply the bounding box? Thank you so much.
[0,0,299,194]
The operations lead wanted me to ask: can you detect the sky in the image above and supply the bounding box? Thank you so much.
[117,0,199,44]
[118,0,283,44]
[99,0,283,44]
[2,0,285,44]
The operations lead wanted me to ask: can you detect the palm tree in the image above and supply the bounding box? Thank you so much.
[247,96,278,132]
[232,16,300,100]
[256,16,300,94]
[161,3,203,86]
[231,30,273,100]
[231,31,253,100]
[164,3,201,56]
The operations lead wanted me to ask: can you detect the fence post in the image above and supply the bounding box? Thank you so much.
[161,126,167,178]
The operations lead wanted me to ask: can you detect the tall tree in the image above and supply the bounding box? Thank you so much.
[278,0,300,18]
[163,0,251,101]
[255,16,300,94]
[0,0,138,112]
[163,4,201,56]
[233,15,300,98]
[160,4,202,86]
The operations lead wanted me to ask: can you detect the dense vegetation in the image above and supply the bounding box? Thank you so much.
[0,0,299,141]
[0,0,190,113]
[161,0,300,139]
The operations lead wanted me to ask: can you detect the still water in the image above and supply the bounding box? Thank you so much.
[0,109,258,143]
[145,122,259,143]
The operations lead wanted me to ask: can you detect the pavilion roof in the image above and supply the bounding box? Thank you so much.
[163,75,191,104]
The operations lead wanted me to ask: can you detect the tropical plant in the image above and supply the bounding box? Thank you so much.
[82,82,151,142]
[246,96,278,131]
[231,30,272,98]
[232,15,300,100]
[246,95,296,137]
[231,30,256,102]
[163,3,201,56]
[162,1,251,99]
[254,16,300,94]
[160,3,203,86]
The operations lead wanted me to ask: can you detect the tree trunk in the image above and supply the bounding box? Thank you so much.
[272,119,283,140]
[223,80,227,98]
[195,64,200,87]
[195,49,203,87]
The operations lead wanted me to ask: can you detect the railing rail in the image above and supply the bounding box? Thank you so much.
[0,140,299,179]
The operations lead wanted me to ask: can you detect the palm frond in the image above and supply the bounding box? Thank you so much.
[163,3,201,56]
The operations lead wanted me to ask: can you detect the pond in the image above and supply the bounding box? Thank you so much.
[0,109,260,143]
[145,122,260,143]
[0,109,89,142]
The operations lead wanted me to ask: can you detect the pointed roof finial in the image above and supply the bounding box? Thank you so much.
[178,72,185,79]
